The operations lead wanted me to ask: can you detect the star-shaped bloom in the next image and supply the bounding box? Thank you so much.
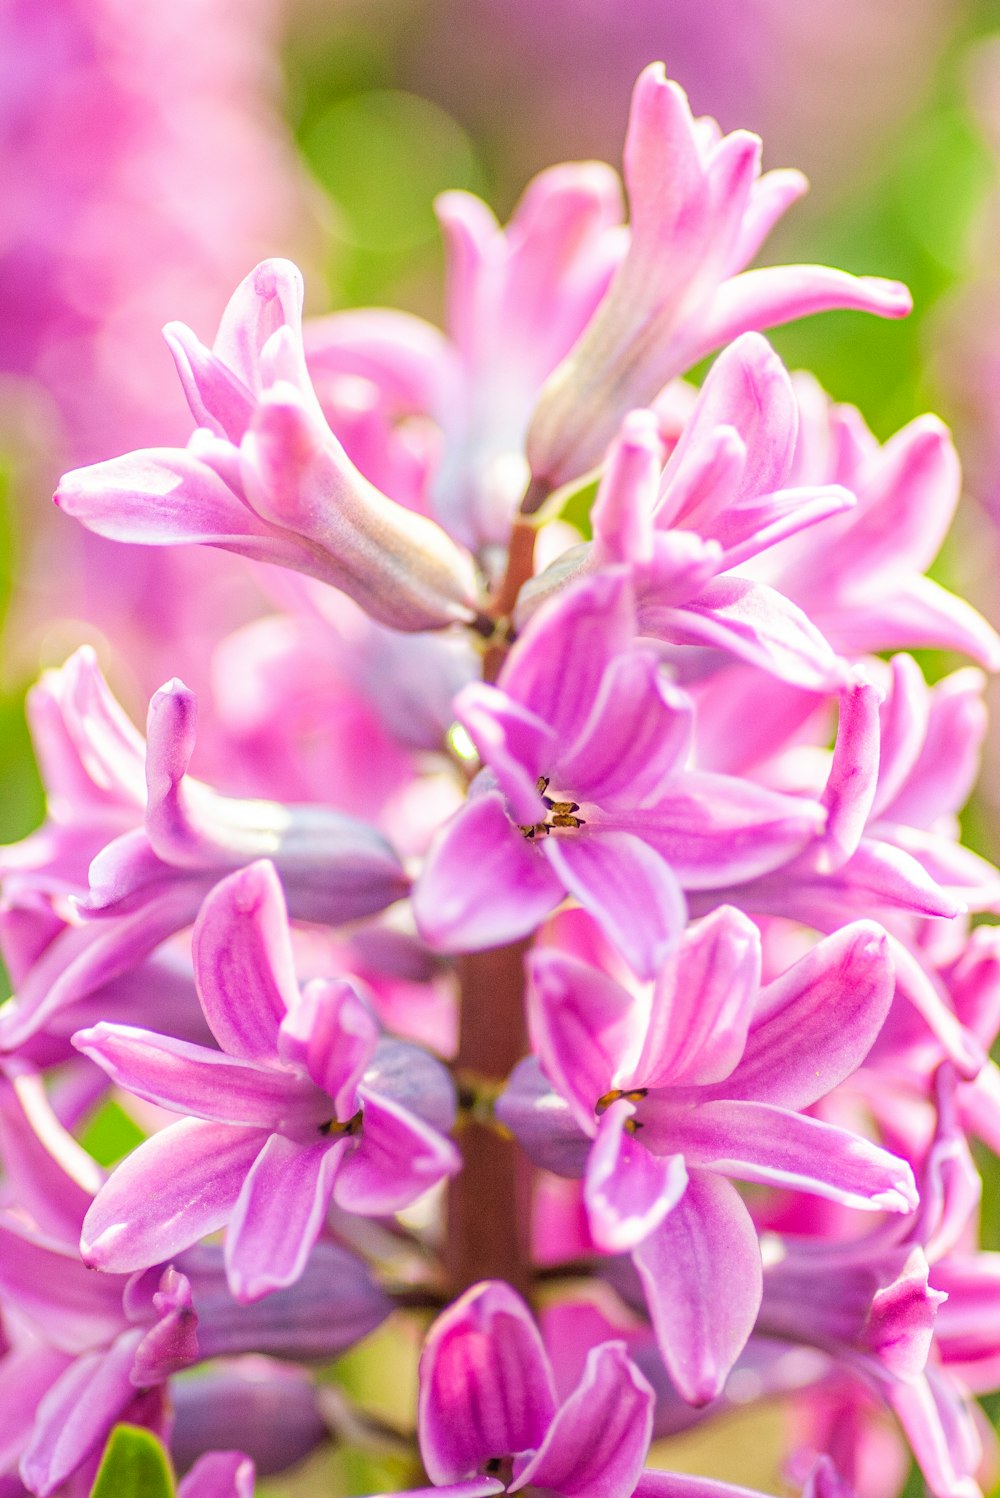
[55,259,482,634]
[525,63,910,493]
[75,860,460,1301]
[499,909,917,1402]
[414,569,824,978]
[519,333,856,691]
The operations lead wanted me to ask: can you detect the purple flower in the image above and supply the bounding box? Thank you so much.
[414,569,823,977]
[75,860,460,1299]
[525,63,911,492]
[520,334,855,691]
[499,910,916,1401]
[416,1279,655,1497]
[0,661,409,1055]
[0,1070,388,1496]
[55,260,483,634]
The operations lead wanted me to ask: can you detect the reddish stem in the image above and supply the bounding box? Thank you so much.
[446,940,533,1298]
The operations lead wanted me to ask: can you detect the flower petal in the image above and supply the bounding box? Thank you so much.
[526,947,636,1131]
[178,1451,256,1498]
[633,904,761,1090]
[455,683,556,823]
[512,1340,654,1497]
[73,1022,314,1127]
[499,570,635,746]
[279,977,379,1117]
[544,830,685,982]
[556,650,692,808]
[584,1100,688,1253]
[19,1331,147,1497]
[654,1099,917,1212]
[418,1281,557,1484]
[81,1119,269,1272]
[713,922,894,1109]
[643,577,847,692]
[333,1086,460,1215]
[191,861,300,1061]
[413,791,564,952]
[632,1172,762,1405]
[225,1133,343,1302]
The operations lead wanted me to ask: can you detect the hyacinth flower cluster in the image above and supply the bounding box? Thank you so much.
[2,58,1000,1498]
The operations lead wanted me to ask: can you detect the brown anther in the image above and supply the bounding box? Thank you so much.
[517,778,585,839]
[596,1087,647,1120]
[319,1109,363,1138]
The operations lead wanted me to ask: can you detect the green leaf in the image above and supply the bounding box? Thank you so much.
[89,1425,175,1498]
[551,472,600,540]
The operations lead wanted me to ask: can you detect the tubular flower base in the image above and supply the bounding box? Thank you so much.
[0,59,997,1498]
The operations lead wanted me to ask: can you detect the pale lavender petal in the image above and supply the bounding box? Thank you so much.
[19,1331,145,1497]
[225,1133,343,1302]
[418,1280,557,1484]
[243,386,479,631]
[413,792,563,952]
[144,688,410,924]
[591,409,662,564]
[555,651,692,808]
[370,1486,504,1498]
[830,574,1000,670]
[163,322,255,442]
[813,680,882,872]
[361,1037,458,1135]
[178,1452,256,1498]
[188,1238,392,1362]
[639,772,823,887]
[633,1475,779,1498]
[494,1056,592,1178]
[884,666,988,828]
[0,1217,125,1354]
[887,1368,983,1498]
[633,905,761,1090]
[644,577,847,691]
[632,1173,762,1405]
[54,449,302,566]
[734,167,809,265]
[544,831,685,982]
[712,484,855,572]
[0,1345,73,1473]
[687,265,911,368]
[499,570,634,744]
[72,1023,315,1127]
[0,1071,103,1243]
[81,1119,269,1271]
[455,683,555,823]
[213,258,305,391]
[655,1099,917,1212]
[191,861,300,1060]
[0,880,207,1051]
[333,1086,460,1214]
[526,947,636,1132]
[512,1340,653,1498]
[714,922,893,1109]
[278,978,378,1117]
[584,1100,688,1252]
[659,333,797,528]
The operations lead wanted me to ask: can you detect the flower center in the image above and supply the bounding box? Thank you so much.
[518,774,586,840]
[318,1108,363,1138]
[595,1087,648,1135]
